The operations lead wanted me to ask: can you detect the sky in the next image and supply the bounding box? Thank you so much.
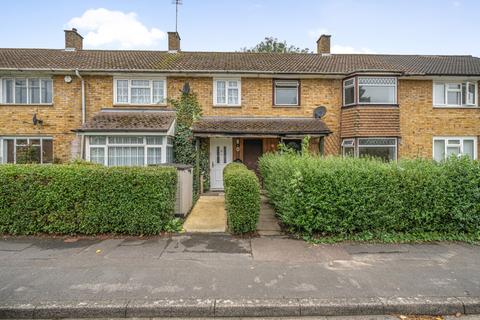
[0,0,479,56]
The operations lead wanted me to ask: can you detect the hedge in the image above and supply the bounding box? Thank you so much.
[0,164,178,235]
[223,163,260,234]
[259,154,480,240]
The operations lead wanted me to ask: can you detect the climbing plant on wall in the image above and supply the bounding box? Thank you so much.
[170,83,209,198]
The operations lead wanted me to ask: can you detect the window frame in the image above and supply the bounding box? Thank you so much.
[357,77,397,105]
[432,136,477,161]
[341,137,398,160]
[86,134,174,166]
[0,77,53,105]
[273,79,300,106]
[0,136,53,164]
[213,78,241,107]
[433,81,478,108]
[343,78,356,106]
[113,77,167,106]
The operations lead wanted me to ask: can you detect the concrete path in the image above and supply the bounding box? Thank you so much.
[257,194,282,236]
[1,235,480,317]
[183,195,227,232]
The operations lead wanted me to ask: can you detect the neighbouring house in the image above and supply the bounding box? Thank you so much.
[0,29,479,189]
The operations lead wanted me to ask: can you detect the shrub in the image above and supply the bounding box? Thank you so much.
[0,164,178,235]
[223,163,260,234]
[259,154,480,240]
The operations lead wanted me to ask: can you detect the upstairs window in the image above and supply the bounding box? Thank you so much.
[114,78,166,105]
[274,80,299,106]
[358,77,397,104]
[433,82,477,107]
[343,78,355,106]
[213,79,241,106]
[1,78,53,104]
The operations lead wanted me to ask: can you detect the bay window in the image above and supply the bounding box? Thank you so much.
[0,137,53,164]
[343,78,355,105]
[87,135,173,166]
[214,79,241,106]
[433,137,477,161]
[358,77,397,104]
[342,137,397,161]
[274,80,299,106]
[433,81,477,107]
[114,78,166,105]
[1,78,53,104]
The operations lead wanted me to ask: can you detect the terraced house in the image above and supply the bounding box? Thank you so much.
[1,29,480,189]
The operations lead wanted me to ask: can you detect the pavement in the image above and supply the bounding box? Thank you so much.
[182,195,227,232]
[0,234,480,318]
[256,195,282,236]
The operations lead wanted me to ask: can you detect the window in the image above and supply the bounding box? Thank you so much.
[341,139,355,157]
[433,82,477,107]
[342,138,397,161]
[114,78,166,105]
[282,139,302,153]
[87,135,173,166]
[0,137,53,164]
[433,137,477,161]
[274,80,299,106]
[1,78,53,104]
[343,78,355,106]
[358,77,397,104]
[214,79,240,106]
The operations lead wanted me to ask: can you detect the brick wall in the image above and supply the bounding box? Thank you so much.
[341,107,400,138]
[398,79,480,158]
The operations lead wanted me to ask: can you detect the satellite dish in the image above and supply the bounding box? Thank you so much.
[313,106,327,118]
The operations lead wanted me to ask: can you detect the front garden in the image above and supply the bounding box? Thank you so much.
[259,152,480,242]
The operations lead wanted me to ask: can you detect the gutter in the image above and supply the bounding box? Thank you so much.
[74,69,86,159]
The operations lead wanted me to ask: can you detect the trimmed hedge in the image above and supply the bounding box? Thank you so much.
[223,163,260,234]
[0,164,178,235]
[259,154,480,240]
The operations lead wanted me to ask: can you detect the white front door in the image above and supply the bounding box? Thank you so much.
[210,137,232,190]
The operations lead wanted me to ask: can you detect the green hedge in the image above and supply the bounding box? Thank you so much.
[259,154,480,240]
[223,163,260,234]
[0,164,178,235]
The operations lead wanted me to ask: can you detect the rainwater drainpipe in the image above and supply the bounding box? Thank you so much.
[75,69,86,159]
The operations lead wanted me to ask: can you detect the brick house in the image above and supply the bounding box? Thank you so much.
[0,29,479,189]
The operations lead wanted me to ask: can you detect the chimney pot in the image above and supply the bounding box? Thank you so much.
[64,28,83,51]
[168,32,181,52]
[317,34,331,55]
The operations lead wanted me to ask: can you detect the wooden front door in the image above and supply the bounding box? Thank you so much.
[243,139,263,173]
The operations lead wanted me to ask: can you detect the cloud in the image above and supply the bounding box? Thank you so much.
[66,8,165,49]
[331,45,376,54]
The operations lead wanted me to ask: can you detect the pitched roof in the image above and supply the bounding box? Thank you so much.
[76,109,176,132]
[0,49,480,76]
[192,116,331,136]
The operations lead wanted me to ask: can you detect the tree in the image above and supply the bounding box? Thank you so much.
[241,37,311,53]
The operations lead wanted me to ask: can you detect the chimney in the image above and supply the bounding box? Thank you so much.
[64,28,83,51]
[168,32,181,52]
[317,34,331,55]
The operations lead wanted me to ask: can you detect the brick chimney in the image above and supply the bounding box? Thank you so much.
[317,34,331,55]
[168,32,181,52]
[64,28,83,51]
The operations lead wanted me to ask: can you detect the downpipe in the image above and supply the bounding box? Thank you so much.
[75,69,86,159]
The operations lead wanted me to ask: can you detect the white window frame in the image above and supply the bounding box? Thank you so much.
[213,78,241,107]
[341,138,355,157]
[0,77,53,105]
[342,137,398,160]
[113,77,167,105]
[274,80,300,106]
[343,78,356,106]
[357,77,397,105]
[0,136,53,164]
[433,81,478,107]
[85,134,173,166]
[432,136,477,161]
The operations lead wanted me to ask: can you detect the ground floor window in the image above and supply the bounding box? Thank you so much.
[0,137,53,164]
[86,135,173,166]
[433,137,477,161]
[342,137,397,161]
